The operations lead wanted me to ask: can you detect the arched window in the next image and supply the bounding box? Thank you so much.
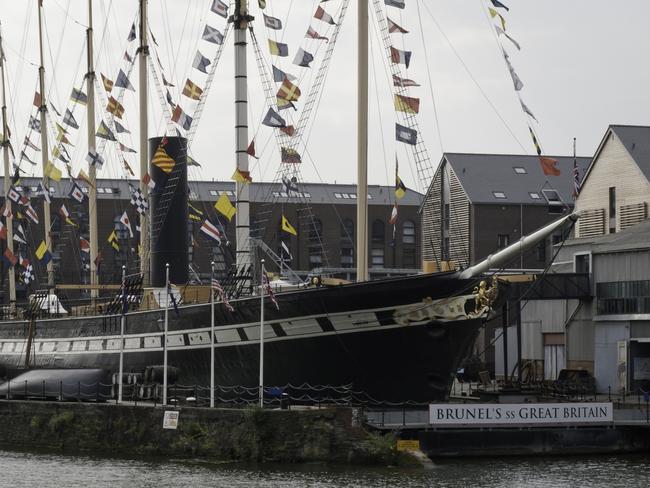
[309,218,323,268]
[340,219,354,268]
[402,220,416,244]
[309,218,323,240]
[371,219,385,244]
[341,219,354,243]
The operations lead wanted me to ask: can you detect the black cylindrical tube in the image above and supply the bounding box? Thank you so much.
[149,136,188,287]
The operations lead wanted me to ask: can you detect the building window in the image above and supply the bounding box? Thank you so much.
[609,186,616,233]
[443,203,450,231]
[402,220,416,244]
[544,334,565,381]
[529,192,541,200]
[371,220,385,244]
[340,247,354,268]
[308,218,323,269]
[542,189,563,213]
[309,252,323,267]
[403,248,416,268]
[371,248,384,268]
[492,191,507,199]
[187,221,195,263]
[536,241,546,262]
[574,253,590,274]
[513,167,527,174]
[542,189,561,204]
[597,280,650,315]
[341,219,354,243]
[497,234,509,249]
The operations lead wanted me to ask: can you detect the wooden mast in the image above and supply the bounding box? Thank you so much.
[138,0,150,285]
[86,0,99,299]
[37,0,54,288]
[356,0,369,282]
[0,22,16,308]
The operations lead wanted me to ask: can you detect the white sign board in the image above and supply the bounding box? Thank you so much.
[163,410,179,430]
[429,403,613,426]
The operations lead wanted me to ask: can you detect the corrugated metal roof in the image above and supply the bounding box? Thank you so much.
[610,125,650,182]
[443,153,591,204]
[1,177,423,206]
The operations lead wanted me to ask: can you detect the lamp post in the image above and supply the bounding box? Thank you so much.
[259,259,265,408]
[118,265,126,403]
[163,263,169,406]
[210,261,215,408]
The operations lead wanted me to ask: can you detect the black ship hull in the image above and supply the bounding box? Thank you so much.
[0,271,488,403]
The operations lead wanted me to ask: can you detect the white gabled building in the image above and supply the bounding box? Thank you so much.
[576,125,650,237]
[518,125,650,392]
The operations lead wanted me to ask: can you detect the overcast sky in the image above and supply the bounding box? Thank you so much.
[2,0,649,193]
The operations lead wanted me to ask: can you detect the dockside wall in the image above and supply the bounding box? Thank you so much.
[0,401,396,464]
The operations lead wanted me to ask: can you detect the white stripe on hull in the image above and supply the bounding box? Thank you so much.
[0,295,477,357]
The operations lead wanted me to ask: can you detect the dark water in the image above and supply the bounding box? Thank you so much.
[1,449,649,487]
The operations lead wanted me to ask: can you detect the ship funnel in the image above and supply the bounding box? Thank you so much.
[149,136,189,287]
[458,211,580,279]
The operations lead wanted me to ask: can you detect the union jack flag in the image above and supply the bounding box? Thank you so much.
[572,161,581,199]
[262,270,279,310]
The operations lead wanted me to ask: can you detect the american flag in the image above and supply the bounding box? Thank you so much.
[211,278,234,312]
[262,270,279,310]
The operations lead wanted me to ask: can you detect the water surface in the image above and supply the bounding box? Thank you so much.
[1,449,649,487]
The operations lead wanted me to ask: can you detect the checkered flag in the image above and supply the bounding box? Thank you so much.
[23,264,34,285]
[129,186,148,215]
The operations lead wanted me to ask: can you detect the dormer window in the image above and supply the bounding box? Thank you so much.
[542,189,562,205]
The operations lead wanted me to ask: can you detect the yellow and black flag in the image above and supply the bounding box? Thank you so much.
[96,121,116,141]
[395,157,406,200]
[152,143,175,174]
[188,203,204,222]
[528,126,542,156]
[281,215,297,236]
[70,87,88,105]
[107,230,120,251]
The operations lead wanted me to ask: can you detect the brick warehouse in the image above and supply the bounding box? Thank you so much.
[0,178,422,299]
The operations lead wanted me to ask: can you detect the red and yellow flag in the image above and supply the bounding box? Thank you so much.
[276,78,301,102]
[394,94,420,114]
[106,96,125,119]
[182,78,203,100]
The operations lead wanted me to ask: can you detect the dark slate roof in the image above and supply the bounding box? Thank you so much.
[562,218,650,254]
[442,153,591,204]
[0,178,423,207]
[610,125,650,182]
